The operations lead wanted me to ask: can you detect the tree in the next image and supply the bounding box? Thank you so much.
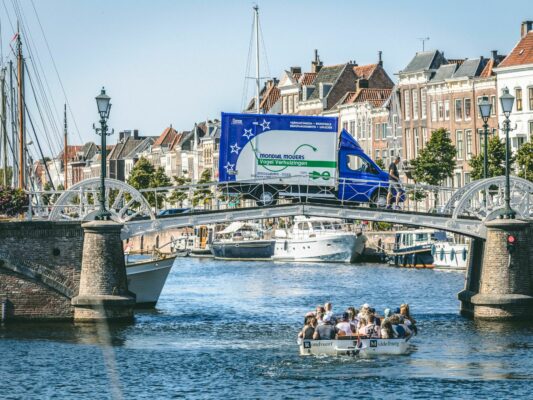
[468,135,511,180]
[0,186,28,216]
[192,169,213,207]
[411,128,456,207]
[169,176,191,207]
[375,158,385,170]
[516,139,533,182]
[127,158,171,208]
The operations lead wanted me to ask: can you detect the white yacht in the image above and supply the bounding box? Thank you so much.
[272,216,363,263]
[211,222,275,260]
[432,241,468,270]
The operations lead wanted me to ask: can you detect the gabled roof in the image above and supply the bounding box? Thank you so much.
[124,137,155,159]
[259,84,280,113]
[401,50,446,74]
[299,72,317,86]
[57,145,83,160]
[452,58,486,78]
[108,136,145,161]
[430,63,458,82]
[353,63,378,80]
[338,88,392,108]
[498,31,533,68]
[153,127,178,148]
[306,64,349,101]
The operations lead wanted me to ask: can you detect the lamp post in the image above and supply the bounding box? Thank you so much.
[478,96,492,180]
[94,87,113,220]
[499,87,516,219]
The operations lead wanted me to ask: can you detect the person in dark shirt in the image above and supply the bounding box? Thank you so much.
[386,156,401,209]
[299,316,317,340]
[313,314,337,340]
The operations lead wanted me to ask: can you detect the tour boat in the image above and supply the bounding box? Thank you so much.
[210,222,276,260]
[272,217,362,263]
[431,242,468,270]
[298,337,411,356]
[126,255,176,307]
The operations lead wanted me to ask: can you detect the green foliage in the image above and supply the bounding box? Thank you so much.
[0,167,13,186]
[411,128,456,186]
[468,135,512,180]
[192,169,213,207]
[516,139,533,182]
[0,186,28,216]
[127,157,172,207]
[169,176,191,207]
[375,158,385,170]
[374,221,393,231]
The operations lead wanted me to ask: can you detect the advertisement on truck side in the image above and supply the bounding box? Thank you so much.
[219,113,338,186]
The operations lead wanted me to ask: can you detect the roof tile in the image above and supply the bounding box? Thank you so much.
[498,31,533,68]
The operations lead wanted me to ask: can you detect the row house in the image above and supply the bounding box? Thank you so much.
[494,21,533,152]
[124,137,156,180]
[108,130,148,182]
[245,79,281,114]
[398,49,504,187]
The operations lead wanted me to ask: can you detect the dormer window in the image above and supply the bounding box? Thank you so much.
[302,85,315,101]
[319,83,332,99]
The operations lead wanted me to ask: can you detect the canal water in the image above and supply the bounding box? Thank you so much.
[2,258,533,399]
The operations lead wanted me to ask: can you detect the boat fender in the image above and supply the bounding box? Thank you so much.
[462,247,467,261]
[431,245,436,256]
[450,248,455,261]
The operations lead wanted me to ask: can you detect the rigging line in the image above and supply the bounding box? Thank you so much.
[241,12,255,111]
[257,16,271,80]
[25,67,63,161]
[29,0,83,143]
[11,0,63,148]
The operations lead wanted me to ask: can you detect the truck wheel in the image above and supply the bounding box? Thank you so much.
[256,189,277,207]
[370,189,388,208]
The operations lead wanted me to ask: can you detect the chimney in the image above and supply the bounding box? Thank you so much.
[491,50,498,60]
[290,66,302,74]
[311,49,323,73]
[378,50,383,67]
[521,20,533,38]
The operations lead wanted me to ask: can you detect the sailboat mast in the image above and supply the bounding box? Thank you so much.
[9,60,15,187]
[254,5,260,114]
[17,24,25,190]
[63,104,67,189]
[1,68,7,186]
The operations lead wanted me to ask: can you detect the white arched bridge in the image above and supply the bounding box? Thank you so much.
[28,175,533,240]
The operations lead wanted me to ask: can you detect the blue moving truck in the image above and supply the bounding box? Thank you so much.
[219,112,402,206]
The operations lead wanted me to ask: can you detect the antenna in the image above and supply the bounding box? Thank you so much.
[417,37,430,52]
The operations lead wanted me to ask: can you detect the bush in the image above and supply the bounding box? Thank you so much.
[0,186,28,216]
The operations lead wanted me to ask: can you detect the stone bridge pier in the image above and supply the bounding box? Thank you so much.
[459,219,533,320]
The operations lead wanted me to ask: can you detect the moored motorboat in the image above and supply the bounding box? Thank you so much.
[298,337,411,356]
[126,255,176,307]
[211,221,275,260]
[431,242,468,270]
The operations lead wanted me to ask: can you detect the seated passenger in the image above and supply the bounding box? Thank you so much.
[357,317,368,336]
[363,314,381,338]
[315,306,325,325]
[347,307,359,330]
[335,312,354,337]
[400,303,417,335]
[313,314,336,340]
[380,319,394,339]
[358,303,370,319]
[369,308,381,326]
[389,315,412,339]
[299,316,317,340]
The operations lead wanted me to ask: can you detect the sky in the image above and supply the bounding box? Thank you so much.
[0,0,531,156]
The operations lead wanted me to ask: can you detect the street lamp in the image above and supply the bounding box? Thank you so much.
[499,86,515,219]
[94,87,113,220]
[478,96,492,180]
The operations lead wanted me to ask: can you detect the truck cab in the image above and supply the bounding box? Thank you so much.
[337,130,394,206]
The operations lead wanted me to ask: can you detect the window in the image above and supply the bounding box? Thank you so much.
[490,96,496,115]
[464,98,471,120]
[404,90,411,120]
[421,88,427,119]
[375,124,380,140]
[288,96,294,113]
[375,150,380,159]
[456,130,464,160]
[529,88,533,110]
[516,88,523,111]
[455,99,463,121]
[294,94,299,112]
[414,128,419,158]
[465,130,473,160]
[455,172,462,188]
[342,121,348,132]
[464,173,471,185]
[405,129,411,159]
[529,120,533,135]
[445,100,450,120]
[431,101,437,121]
[346,154,375,173]
[349,120,355,135]
[382,123,388,139]
[412,89,419,120]
[438,101,444,120]
[382,149,388,160]
[282,96,288,113]
[422,128,427,147]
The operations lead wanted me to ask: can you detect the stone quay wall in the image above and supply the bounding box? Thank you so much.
[0,221,84,320]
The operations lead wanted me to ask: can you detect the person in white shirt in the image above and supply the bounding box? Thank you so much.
[335,312,354,336]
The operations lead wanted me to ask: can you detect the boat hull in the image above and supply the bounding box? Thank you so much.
[273,234,357,263]
[432,243,468,270]
[298,337,410,356]
[392,245,434,268]
[211,240,276,260]
[126,256,175,307]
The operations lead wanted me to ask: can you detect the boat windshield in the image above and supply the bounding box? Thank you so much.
[311,222,324,231]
